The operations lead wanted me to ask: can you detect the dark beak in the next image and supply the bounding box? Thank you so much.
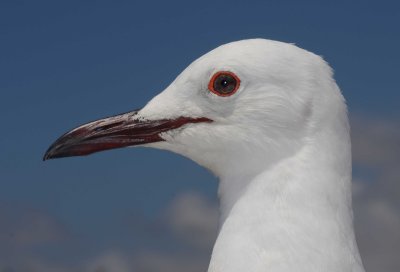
[43,110,212,161]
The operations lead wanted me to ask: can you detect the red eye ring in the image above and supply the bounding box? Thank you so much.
[208,71,241,97]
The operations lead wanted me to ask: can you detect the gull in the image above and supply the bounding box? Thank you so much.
[44,39,365,272]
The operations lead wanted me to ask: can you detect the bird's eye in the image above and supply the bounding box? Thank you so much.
[208,71,240,97]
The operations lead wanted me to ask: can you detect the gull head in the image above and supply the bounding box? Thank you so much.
[44,39,346,178]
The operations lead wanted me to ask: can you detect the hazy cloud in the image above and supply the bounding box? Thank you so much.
[0,204,71,272]
[351,116,400,272]
[0,204,67,248]
[84,251,131,272]
[131,250,208,272]
[165,191,218,250]
[353,180,400,272]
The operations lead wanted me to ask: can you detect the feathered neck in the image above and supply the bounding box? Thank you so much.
[208,114,365,272]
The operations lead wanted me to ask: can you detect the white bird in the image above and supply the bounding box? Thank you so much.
[44,39,365,272]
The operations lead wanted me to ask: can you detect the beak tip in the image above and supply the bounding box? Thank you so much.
[43,142,63,161]
[43,153,51,161]
[43,149,54,161]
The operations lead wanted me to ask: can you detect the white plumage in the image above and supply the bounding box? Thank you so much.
[45,39,365,272]
[142,39,364,272]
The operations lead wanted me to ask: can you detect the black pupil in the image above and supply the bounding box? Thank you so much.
[214,74,236,94]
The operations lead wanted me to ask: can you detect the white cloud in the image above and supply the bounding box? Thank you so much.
[353,180,400,272]
[84,251,132,272]
[351,116,400,272]
[165,191,218,250]
[131,251,208,272]
[0,204,67,247]
[0,204,69,270]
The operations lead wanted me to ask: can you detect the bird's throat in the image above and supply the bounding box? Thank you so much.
[209,135,363,272]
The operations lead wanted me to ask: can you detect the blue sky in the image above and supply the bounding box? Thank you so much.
[1,1,399,271]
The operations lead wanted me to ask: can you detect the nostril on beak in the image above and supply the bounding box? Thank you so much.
[94,121,125,132]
